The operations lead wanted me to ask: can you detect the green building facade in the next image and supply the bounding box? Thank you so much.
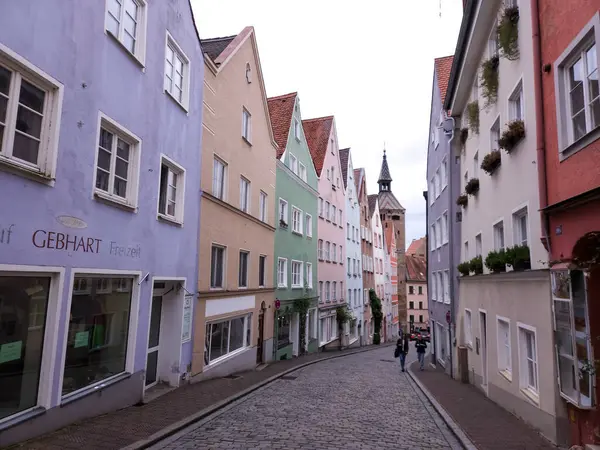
[267,93,319,360]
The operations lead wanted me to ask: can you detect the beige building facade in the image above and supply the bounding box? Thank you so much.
[192,27,277,379]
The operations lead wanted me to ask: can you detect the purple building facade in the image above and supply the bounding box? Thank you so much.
[0,0,204,445]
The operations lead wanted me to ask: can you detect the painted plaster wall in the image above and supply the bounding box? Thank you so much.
[316,126,346,309]
[343,152,363,336]
[0,0,203,413]
[357,171,373,338]
[407,282,428,328]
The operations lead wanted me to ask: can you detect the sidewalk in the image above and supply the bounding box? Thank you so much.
[409,361,557,450]
[9,345,384,450]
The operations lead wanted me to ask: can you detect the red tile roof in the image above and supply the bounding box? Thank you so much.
[434,55,454,106]
[407,237,426,256]
[406,254,427,282]
[302,116,333,177]
[267,92,297,159]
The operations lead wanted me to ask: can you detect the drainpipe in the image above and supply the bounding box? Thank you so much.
[530,0,550,254]
[446,116,456,380]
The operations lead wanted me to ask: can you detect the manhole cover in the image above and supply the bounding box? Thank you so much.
[223,374,242,380]
[380,359,396,363]
[280,375,298,380]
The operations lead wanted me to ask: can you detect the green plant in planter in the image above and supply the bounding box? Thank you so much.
[460,127,469,147]
[465,178,480,196]
[499,120,525,153]
[369,289,383,345]
[458,262,471,276]
[480,56,500,106]
[456,193,468,207]
[466,101,480,134]
[469,255,483,275]
[506,244,531,271]
[498,6,520,60]
[481,150,502,175]
[485,249,507,273]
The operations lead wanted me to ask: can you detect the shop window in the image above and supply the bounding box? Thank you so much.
[0,276,51,420]
[62,276,133,396]
[204,314,251,364]
[277,313,291,349]
[552,269,594,407]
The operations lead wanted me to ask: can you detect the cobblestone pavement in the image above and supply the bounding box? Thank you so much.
[411,360,557,450]
[154,347,462,450]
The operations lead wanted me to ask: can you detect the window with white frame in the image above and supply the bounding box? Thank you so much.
[332,244,337,262]
[438,272,444,304]
[279,198,288,226]
[332,205,337,224]
[306,262,313,288]
[258,255,266,287]
[442,212,448,244]
[95,115,140,207]
[473,152,479,178]
[294,118,301,140]
[443,270,450,304]
[429,180,435,205]
[497,317,512,377]
[491,118,501,152]
[518,324,538,395]
[325,241,331,261]
[464,241,469,261]
[552,270,594,407]
[299,163,307,182]
[211,245,225,288]
[305,214,312,237]
[488,24,499,58]
[105,0,147,62]
[464,309,472,346]
[339,210,342,226]
[0,54,62,177]
[319,198,323,217]
[493,221,505,250]
[204,314,251,364]
[430,271,436,301]
[277,258,287,287]
[325,201,330,220]
[463,170,469,189]
[239,177,250,213]
[347,223,351,240]
[472,79,479,101]
[158,157,185,222]
[441,158,448,189]
[475,233,482,256]
[436,218,442,248]
[332,281,337,301]
[291,261,303,288]
[164,33,189,108]
[259,191,267,222]
[238,250,249,288]
[325,281,331,302]
[289,153,298,175]
[509,80,524,122]
[242,108,251,142]
[317,239,323,260]
[430,225,436,250]
[435,170,441,198]
[339,246,343,264]
[212,157,227,200]
[513,207,528,246]
[292,207,302,234]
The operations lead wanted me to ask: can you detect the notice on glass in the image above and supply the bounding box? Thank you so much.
[0,341,22,364]
[74,331,89,348]
[181,296,193,343]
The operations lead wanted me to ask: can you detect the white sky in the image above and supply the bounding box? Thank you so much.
[192,0,464,247]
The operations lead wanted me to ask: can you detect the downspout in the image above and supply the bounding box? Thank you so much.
[530,0,550,254]
[446,116,456,380]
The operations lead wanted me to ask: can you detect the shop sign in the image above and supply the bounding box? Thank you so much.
[32,229,102,253]
[181,295,193,342]
[0,224,14,245]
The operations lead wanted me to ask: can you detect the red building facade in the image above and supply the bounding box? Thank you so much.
[538,2,600,445]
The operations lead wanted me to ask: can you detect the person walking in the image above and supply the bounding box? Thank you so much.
[395,334,409,372]
[415,335,427,371]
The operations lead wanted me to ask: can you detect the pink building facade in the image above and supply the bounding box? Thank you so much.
[303,116,346,349]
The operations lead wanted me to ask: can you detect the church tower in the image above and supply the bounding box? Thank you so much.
[377,150,407,333]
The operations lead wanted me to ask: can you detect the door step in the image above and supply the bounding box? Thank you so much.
[255,363,269,371]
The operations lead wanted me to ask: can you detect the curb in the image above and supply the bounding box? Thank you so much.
[407,365,478,450]
[121,343,392,450]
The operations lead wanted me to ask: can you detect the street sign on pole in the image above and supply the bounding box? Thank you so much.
[275,299,281,310]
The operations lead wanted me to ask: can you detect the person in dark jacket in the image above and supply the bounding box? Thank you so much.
[395,334,409,372]
[415,336,428,371]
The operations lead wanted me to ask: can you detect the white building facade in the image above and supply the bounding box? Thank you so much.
[369,195,388,340]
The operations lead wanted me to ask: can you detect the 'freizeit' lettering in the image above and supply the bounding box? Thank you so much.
[32,230,102,253]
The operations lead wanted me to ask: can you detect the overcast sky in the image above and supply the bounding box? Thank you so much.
[192,0,463,248]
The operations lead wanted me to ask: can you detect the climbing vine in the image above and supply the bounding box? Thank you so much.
[369,289,383,345]
[293,297,311,355]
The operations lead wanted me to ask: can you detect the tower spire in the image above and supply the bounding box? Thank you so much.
[377,148,392,192]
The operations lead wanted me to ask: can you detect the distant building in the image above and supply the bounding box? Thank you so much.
[406,254,428,331]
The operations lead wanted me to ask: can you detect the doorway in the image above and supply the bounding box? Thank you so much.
[479,310,488,391]
[257,311,264,364]
[292,313,299,356]
[146,295,162,388]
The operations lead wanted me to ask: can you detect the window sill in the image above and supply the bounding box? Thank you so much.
[157,213,183,226]
[0,406,46,431]
[499,369,512,383]
[61,372,132,406]
[210,287,224,291]
[94,191,137,212]
[242,136,253,147]
[292,230,303,236]
[277,284,287,289]
[559,392,595,410]
[291,285,303,289]
[0,154,55,185]
[205,346,252,370]
[560,126,600,162]
[106,30,146,69]
[238,286,248,290]
[165,89,189,114]
[520,387,540,406]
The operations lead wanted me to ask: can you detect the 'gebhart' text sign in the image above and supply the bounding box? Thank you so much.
[31,229,141,258]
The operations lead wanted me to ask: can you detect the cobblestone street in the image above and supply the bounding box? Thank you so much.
[153,347,461,450]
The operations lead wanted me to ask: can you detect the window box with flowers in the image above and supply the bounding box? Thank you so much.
[456,193,468,208]
[499,120,525,153]
[498,6,520,61]
[481,150,502,175]
[505,245,531,271]
[469,255,483,275]
[480,55,500,106]
[465,178,480,196]
[485,249,507,273]
[466,102,480,134]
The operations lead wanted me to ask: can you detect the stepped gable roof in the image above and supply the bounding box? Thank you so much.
[267,92,297,159]
[406,254,426,282]
[302,116,334,177]
[339,148,350,188]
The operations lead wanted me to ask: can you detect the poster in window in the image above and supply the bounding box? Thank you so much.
[181,295,193,343]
